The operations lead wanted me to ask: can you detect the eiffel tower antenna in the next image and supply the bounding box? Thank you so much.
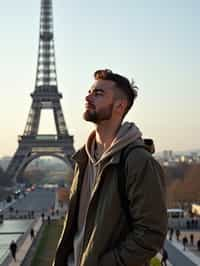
[6,0,75,184]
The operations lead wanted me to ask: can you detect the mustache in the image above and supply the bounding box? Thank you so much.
[85,102,96,109]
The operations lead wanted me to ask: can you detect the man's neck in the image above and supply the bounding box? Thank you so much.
[95,120,121,154]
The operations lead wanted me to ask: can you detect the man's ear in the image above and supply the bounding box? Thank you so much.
[114,99,127,113]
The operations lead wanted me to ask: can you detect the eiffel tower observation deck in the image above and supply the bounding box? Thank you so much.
[6,0,75,184]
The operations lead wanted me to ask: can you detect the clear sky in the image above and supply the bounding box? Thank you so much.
[0,0,199,157]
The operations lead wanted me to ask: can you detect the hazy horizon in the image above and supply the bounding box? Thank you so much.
[0,0,199,157]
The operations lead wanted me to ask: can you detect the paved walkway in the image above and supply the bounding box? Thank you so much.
[166,232,200,266]
[157,252,173,266]
[165,241,196,266]
[8,218,42,266]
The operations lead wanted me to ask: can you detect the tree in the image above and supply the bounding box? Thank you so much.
[167,164,200,207]
[21,169,48,185]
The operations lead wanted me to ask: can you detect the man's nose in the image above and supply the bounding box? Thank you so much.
[85,93,93,102]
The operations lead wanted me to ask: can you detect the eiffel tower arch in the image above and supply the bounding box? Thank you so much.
[6,0,75,184]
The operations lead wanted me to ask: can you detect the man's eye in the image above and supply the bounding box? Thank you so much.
[95,91,103,96]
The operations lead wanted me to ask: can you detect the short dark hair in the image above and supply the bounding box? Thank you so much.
[94,69,138,115]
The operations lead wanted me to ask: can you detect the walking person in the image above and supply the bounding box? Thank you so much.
[197,239,200,251]
[175,228,180,241]
[53,69,167,266]
[169,227,174,241]
[161,248,168,266]
[183,236,188,251]
[30,228,35,240]
[9,240,17,261]
[190,233,194,246]
[41,212,45,222]
[186,220,190,229]
[47,215,51,224]
[194,219,198,229]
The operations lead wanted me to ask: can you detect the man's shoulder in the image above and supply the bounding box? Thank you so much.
[124,141,152,160]
[123,143,165,185]
[124,141,161,170]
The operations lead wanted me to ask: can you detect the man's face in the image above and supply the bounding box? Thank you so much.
[83,79,116,123]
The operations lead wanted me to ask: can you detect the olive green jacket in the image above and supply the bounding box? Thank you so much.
[53,142,167,266]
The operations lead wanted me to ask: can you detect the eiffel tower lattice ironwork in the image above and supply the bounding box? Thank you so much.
[6,0,75,183]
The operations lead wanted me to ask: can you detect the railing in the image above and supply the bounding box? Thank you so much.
[19,135,58,142]
[36,135,58,141]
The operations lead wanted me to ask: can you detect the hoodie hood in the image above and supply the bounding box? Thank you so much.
[85,122,142,165]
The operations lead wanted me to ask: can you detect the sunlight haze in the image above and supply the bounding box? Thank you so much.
[0,0,199,156]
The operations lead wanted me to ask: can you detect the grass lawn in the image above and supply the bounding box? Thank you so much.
[31,220,64,266]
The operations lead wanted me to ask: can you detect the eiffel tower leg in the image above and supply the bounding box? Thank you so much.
[6,146,32,184]
[53,101,68,136]
[24,103,41,136]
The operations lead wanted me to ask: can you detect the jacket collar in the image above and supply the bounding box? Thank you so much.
[72,146,88,166]
[72,139,144,168]
[73,145,121,168]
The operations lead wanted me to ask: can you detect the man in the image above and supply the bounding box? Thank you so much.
[9,240,17,261]
[30,228,35,240]
[53,69,167,266]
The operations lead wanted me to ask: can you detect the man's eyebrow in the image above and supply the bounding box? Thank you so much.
[88,87,105,93]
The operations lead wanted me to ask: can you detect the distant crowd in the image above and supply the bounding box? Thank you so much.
[169,227,200,251]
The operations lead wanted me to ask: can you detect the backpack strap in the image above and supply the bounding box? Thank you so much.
[118,144,148,229]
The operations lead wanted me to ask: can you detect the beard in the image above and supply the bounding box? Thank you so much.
[83,103,114,123]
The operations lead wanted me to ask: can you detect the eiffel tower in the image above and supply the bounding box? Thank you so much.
[6,0,75,184]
